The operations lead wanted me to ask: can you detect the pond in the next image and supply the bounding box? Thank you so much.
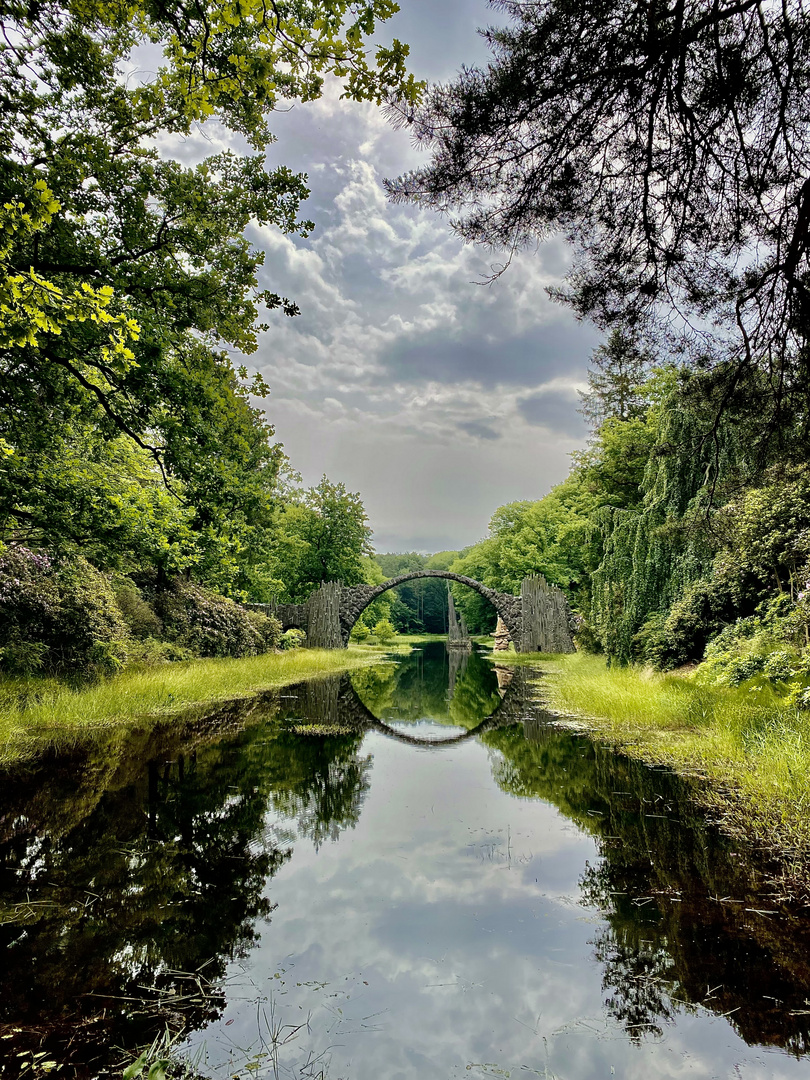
[3,641,810,1079]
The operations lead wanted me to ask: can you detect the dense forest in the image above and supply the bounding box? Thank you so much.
[0,0,420,676]
[4,0,810,694]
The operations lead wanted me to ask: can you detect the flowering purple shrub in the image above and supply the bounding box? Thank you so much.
[155,582,281,658]
[0,547,128,676]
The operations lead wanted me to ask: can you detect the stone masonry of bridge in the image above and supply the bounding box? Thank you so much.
[247,569,575,653]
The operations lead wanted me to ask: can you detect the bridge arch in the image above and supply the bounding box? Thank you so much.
[248,569,575,652]
[338,570,522,647]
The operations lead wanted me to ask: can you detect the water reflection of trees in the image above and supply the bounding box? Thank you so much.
[9,660,810,1072]
[0,693,372,1076]
[350,641,502,729]
[484,717,810,1056]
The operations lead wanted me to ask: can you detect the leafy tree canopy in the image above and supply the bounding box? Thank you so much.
[253,476,374,602]
[387,0,810,451]
[1,0,421,572]
[579,330,653,430]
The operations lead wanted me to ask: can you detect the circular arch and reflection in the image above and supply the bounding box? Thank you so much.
[345,643,533,749]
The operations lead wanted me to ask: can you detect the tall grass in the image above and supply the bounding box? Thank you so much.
[0,646,385,764]
[537,653,810,881]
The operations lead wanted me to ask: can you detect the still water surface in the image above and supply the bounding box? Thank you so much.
[3,642,810,1078]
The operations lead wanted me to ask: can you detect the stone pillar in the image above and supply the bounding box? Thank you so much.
[493,616,512,651]
[519,574,576,653]
[306,581,343,649]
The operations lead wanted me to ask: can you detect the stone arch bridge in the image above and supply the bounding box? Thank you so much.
[249,570,575,653]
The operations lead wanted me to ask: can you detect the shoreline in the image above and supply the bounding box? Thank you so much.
[0,645,396,767]
[508,651,810,901]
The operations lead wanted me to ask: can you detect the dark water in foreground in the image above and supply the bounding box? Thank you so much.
[3,642,810,1079]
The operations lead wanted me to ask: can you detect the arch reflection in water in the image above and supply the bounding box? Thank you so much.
[349,640,504,735]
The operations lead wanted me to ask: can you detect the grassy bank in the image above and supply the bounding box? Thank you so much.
[527,652,810,895]
[0,646,386,765]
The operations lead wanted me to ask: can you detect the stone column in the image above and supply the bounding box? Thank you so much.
[493,616,512,651]
[306,581,343,649]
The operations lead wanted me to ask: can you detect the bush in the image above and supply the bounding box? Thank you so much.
[0,546,60,655]
[280,628,306,650]
[572,614,601,654]
[155,581,275,658]
[0,548,129,676]
[643,579,731,669]
[372,618,397,644]
[631,612,669,665]
[723,654,766,686]
[696,597,810,689]
[52,558,130,674]
[0,639,48,675]
[787,683,810,710]
[114,581,163,639]
[763,649,797,682]
[351,619,370,642]
[246,609,283,650]
[126,637,194,665]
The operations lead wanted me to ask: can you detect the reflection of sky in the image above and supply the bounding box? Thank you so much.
[188,734,809,1080]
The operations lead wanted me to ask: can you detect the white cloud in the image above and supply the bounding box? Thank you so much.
[134,1,602,550]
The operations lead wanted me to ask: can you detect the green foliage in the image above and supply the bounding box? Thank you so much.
[695,598,810,693]
[246,609,283,651]
[263,477,373,602]
[456,361,810,676]
[368,552,452,632]
[0,545,129,676]
[589,369,756,664]
[0,0,421,649]
[280,628,306,650]
[350,619,371,642]
[356,555,393,627]
[579,329,653,429]
[114,582,164,640]
[371,618,397,644]
[712,464,810,602]
[635,578,734,670]
[154,581,277,658]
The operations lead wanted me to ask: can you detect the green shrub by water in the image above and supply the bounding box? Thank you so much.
[0,548,286,678]
[0,547,130,676]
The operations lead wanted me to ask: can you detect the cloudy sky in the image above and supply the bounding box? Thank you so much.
[165,0,601,553]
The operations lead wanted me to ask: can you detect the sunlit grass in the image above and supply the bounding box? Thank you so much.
[534,652,810,881]
[0,646,390,765]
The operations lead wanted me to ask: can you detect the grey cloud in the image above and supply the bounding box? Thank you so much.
[517,387,587,437]
[457,419,501,440]
[141,2,602,551]
[380,323,596,389]
[386,0,498,83]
